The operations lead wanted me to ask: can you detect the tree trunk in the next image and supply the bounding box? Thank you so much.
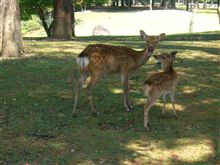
[189,1,198,32]
[128,0,133,7]
[190,0,193,12]
[160,0,167,8]
[150,0,153,10]
[121,0,125,7]
[152,0,155,8]
[72,1,76,37]
[217,0,220,24]
[36,6,52,37]
[186,0,189,10]
[203,0,206,9]
[52,0,73,40]
[170,0,176,8]
[0,0,22,58]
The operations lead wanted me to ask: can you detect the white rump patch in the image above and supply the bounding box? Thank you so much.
[76,57,89,70]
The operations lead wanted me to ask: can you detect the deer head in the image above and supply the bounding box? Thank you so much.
[140,30,166,54]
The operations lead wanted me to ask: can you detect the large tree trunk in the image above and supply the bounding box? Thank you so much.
[52,0,73,40]
[0,0,22,58]
[72,2,76,37]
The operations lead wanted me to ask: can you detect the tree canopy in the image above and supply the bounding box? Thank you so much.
[20,0,53,20]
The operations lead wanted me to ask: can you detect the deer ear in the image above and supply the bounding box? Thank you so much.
[171,51,177,56]
[158,33,166,41]
[170,51,177,60]
[140,30,148,41]
[153,55,158,59]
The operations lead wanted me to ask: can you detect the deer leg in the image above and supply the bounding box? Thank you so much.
[72,71,89,114]
[86,75,100,115]
[144,97,157,131]
[121,73,132,111]
[170,93,177,119]
[162,94,166,115]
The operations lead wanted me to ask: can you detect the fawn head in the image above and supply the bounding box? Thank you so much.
[140,30,166,54]
[154,51,177,62]
[154,51,177,69]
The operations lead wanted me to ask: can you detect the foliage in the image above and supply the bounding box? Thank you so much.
[21,16,42,34]
[95,0,111,6]
[1,32,220,164]
[19,0,53,21]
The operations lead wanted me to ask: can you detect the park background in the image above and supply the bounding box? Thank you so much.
[1,0,220,164]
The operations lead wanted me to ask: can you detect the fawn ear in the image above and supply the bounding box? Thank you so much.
[153,55,158,60]
[170,51,177,61]
[158,33,166,41]
[140,30,148,41]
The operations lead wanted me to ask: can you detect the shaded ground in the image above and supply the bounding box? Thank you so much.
[1,32,220,164]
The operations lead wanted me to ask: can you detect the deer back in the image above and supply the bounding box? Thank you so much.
[78,44,142,74]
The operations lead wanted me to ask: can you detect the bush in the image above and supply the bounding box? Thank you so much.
[21,15,42,35]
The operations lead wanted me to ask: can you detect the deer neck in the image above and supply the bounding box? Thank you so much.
[136,47,153,67]
[162,62,174,73]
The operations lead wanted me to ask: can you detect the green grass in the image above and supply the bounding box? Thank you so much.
[1,31,220,164]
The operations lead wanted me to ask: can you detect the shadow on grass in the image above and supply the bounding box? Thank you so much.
[23,31,220,42]
[1,32,220,164]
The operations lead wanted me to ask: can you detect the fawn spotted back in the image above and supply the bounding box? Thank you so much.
[73,30,166,114]
[143,51,178,131]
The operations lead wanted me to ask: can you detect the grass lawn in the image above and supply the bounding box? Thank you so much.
[1,31,220,164]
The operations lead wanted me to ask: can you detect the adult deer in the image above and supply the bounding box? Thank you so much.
[73,30,165,114]
[143,51,178,131]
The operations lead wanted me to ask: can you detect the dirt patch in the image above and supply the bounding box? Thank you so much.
[75,10,220,36]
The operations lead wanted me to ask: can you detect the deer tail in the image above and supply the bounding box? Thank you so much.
[76,56,89,71]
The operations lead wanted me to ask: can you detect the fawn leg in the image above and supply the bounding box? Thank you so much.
[72,71,89,114]
[162,94,166,115]
[86,75,100,115]
[170,93,177,118]
[121,73,132,111]
[144,97,157,131]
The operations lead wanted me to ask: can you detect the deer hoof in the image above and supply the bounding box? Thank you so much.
[128,105,133,109]
[144,123,151,131]
[161,114,166,119]
[72,113,77,118]
[174,114,178,119]
[92,111,100,116]
[125,107,132,112]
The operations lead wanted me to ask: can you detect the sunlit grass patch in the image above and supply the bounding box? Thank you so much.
[125,137,215,164]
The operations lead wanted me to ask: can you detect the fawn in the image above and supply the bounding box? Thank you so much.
[143,51,178,131]
[73,30,166,115]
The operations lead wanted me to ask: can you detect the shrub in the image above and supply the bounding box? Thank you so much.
[21,15,42,35]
